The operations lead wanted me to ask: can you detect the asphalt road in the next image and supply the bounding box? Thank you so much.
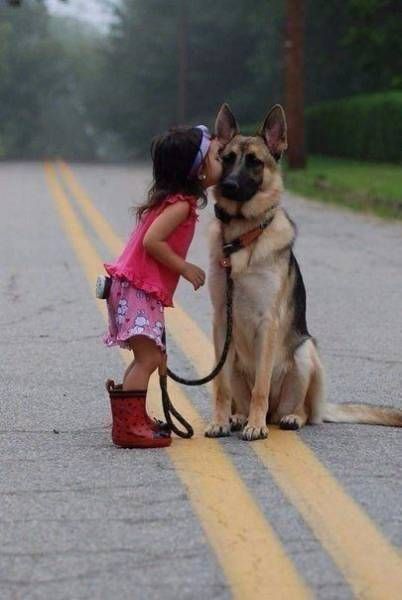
[1,161,401,600]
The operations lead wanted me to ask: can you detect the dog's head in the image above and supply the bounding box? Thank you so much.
[214,104,287,219]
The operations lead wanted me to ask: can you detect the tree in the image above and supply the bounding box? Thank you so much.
[176,0,188,123]
[343,0,402,90]
[96,0,279,154]
[2,0,400,160]
[0,2,62,156]
[284,0,306,168]
[304,0,401,104]
[0,1,100,159]
[1,0,67,5]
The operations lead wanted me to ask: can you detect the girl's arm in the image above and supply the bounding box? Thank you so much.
[143,201,205,290]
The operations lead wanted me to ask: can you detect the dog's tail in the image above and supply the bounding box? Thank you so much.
[323,403,402,427]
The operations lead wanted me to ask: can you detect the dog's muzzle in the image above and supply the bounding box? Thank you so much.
[219,175,260,203]
[219,177,241,201]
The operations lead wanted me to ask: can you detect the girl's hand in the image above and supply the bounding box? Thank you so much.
[182,262,206,290]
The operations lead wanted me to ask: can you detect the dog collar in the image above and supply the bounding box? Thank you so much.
[220,214,276,268]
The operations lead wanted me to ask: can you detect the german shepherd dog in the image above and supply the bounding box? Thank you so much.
[205,103,402,441]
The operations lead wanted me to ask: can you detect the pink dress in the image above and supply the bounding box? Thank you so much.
[103,194,198,350]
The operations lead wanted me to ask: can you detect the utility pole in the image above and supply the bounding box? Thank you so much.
[177,0,188,125]
[284,0,306,168]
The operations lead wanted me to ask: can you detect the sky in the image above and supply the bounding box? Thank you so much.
[45,0,117,31]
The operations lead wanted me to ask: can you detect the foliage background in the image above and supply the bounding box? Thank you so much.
[0,0,400,160]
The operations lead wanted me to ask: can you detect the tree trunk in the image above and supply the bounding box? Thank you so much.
[284,0,306,169]
[177,0,188,125]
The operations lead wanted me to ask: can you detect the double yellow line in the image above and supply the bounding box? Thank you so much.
[44,161,311,599]
[44,160,402,599]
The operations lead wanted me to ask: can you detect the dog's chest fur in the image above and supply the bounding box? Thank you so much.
[233,266,282,329]
[209,208,296,378]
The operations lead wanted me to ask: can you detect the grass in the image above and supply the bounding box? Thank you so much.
[284,156,402,220]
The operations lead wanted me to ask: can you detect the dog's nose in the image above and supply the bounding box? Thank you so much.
[221,178,239,197]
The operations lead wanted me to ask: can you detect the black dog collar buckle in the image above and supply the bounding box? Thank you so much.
[223,239,243,257]
[220,238,245,268]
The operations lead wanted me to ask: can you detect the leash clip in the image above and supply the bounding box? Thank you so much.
[220,256,231,269]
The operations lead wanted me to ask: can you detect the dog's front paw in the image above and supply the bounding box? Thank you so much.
[280,414,302,430]
[205,422,231,438]
[241,424,268,441]
[230,414,248,431]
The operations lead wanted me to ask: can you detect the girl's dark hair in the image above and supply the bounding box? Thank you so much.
[136,126,207,220]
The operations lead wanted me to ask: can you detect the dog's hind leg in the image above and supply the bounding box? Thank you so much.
[205,319,235,438]
[276,340,314,431]
[306,346,326,424]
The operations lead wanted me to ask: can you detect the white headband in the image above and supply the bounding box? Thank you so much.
[188,125,212,178]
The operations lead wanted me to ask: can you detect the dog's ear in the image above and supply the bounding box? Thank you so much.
[259,104,287,160]
[215,103,239,144]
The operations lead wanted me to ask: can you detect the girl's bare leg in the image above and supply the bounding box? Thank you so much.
[122,335,163,391]
[122,357,135,387]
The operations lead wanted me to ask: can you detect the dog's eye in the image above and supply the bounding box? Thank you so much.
[222,152,236,164]
[246,153,263,167]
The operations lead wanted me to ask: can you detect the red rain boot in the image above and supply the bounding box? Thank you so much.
[107,381,171,448]
[105,380,170,436]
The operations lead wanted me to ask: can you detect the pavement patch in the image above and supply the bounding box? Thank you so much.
[45,161,311,599]
[60,160,402,598]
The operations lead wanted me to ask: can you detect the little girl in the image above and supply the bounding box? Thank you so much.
[103,125,223,448]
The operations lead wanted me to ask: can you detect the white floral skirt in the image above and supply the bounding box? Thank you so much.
[103,278,165,351]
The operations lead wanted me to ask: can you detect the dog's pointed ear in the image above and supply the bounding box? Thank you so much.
[215,103,239,144]
[259,104,287,160]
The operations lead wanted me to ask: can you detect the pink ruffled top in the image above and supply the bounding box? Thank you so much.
[104,194,198,307]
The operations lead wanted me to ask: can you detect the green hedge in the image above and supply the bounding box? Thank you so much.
[306,92,402,163]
